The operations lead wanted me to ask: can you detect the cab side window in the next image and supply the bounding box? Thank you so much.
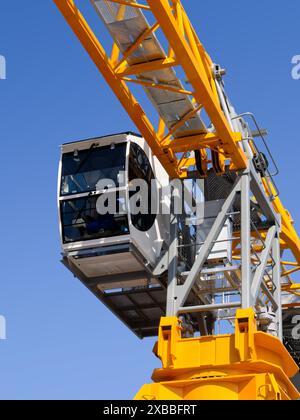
[129,143,156,231]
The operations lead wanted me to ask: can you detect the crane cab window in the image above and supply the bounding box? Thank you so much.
[61,194,129,244]
[129,142,157,232]
[61,143,126,196]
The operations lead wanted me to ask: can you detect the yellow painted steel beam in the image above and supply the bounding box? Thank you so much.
[53,0,247,177]
[173,0,184,37]
[106,0,151,11]
[114,21,160,72]
[121,76,193,95]
[109,4,126,64]
[282,283,300,291]
[53,0,180,178]
[161,105,203,145]
[117,57,178,76]
[180,4,219,105]
[157,118,166,138]
[178,3,220,104]
[147,0,247,171]
[281,226,300,265]
[261,178,300,264]
[282,267,300,277]
[135,311,300,400]
[165,132,241,153]
[177,150,209,171]
[177,157,196,170]
[282,261,299,267]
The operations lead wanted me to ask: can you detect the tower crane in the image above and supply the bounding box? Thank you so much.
[53,0,300,400]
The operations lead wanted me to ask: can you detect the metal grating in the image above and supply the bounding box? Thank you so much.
[92,0,207,138]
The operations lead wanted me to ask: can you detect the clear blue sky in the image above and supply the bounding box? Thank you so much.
[0,1,299,400]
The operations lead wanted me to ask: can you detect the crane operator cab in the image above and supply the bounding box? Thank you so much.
[58,132,233,337]
[58,133,172,337]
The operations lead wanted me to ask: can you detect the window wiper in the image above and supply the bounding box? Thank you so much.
[74,143,97,176]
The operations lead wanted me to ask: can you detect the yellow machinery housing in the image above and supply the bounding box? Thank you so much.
[135,310,300,400]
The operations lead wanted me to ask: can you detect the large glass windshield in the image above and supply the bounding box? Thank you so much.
[61,195,129,243]
[60,143,127,196]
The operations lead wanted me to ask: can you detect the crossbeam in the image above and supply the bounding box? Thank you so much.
[106,0,151,10]
[251,226,276,305]
[175,177,242,311]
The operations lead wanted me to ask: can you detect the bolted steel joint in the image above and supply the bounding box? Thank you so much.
[213,63,227,79]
